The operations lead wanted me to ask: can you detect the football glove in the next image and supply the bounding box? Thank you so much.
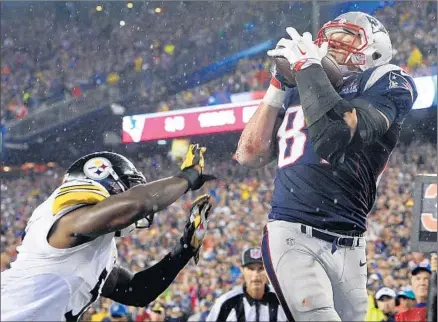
[176,144,216,192]
[270,37,299,90]
[267,28,328,72]
[181,194,212,264]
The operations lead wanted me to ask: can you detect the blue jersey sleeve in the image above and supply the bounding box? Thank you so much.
[358,68,418,125]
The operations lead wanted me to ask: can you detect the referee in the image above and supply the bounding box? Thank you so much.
[206,247,287,322]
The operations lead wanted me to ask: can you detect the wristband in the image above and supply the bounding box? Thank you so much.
[293,59,322,72]
[263,84,287,109]
[175,167,201,192]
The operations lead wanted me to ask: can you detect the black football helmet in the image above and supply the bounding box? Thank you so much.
[64,151,153,235]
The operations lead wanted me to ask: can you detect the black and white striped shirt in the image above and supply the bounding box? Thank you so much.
[206,285,287,322]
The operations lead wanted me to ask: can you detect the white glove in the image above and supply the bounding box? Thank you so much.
[267,27,328,71]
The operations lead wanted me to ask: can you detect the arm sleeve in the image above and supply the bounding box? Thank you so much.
[101,243,194,307]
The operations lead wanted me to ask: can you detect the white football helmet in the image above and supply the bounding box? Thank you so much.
[316,11,392,71]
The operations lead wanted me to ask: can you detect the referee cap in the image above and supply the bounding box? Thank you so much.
[242,247,263,267]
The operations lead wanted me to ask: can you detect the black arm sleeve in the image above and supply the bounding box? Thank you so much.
[351,98,390,145]
[101,242,194,307]
[294,65,397,164]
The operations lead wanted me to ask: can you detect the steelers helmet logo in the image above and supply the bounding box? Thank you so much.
[83,157,113,180]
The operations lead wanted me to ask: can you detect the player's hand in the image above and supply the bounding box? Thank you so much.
[267,28,328,71]
[269,38,297,89]
[180,144,206,173]
[181,194,213,264]
[177,144,216,192]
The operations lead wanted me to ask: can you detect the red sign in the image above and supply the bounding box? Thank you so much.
[122,100,261,143]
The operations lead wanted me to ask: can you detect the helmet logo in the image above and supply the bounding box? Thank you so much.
[366,15,386,34]
[83,157,112,180]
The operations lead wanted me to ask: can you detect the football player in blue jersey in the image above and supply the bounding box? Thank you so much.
[236,12,418,322]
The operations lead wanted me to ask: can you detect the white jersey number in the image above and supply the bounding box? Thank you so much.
[277,106,307,168]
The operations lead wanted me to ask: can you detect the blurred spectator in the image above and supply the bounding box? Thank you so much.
[165,306,184,322]
[366,287,396,322]
[187,300,211,322]
[379,287,397,321]
[394,264,432,321]
[395,290,416,314]
[104,303,130,322]
[1,1,436,122]
[147,302,165,322]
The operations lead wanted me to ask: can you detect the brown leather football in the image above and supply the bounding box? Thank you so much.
[274,52,343,88]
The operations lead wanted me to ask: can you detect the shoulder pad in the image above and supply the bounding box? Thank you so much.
[52,179,110,215]
[363,64,409,91]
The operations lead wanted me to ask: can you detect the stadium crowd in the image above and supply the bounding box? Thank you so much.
[1,1,437,121]
[1,140,436,321]
[0,1,291,121]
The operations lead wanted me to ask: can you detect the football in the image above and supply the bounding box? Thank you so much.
[274,51,344,88]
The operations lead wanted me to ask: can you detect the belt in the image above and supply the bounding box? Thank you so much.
[300,225,364,248]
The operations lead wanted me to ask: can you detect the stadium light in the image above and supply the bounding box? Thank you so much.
[120,20,126,27]
[155,7,162,13]
[127,2,133,9]
[96,5,103,12]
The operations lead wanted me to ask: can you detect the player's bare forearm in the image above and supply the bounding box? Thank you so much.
[101,243,194,307]
[64,176,189,238]
[236,102,280,168]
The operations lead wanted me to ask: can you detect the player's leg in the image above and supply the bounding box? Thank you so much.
[261,220,342,322]
[331,245,368,321]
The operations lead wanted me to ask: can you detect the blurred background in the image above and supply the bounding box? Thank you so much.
[1,1,437,321]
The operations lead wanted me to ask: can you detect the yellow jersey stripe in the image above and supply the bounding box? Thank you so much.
[52,190,108,215]
[59,184,109,196]
[56,188,109,199]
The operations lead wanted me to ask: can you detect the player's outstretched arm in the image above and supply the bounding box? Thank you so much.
[235,71,286,168]
[101,195,213,307]
[49,145,215,248]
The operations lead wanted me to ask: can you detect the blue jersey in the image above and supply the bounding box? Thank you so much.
[270,64,418,233]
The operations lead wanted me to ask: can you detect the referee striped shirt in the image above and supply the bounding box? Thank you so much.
[206,285,287,322]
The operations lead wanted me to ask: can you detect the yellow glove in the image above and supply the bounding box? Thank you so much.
[176,144,216,192]
[180,144,206,172]
[181,194,213,264]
